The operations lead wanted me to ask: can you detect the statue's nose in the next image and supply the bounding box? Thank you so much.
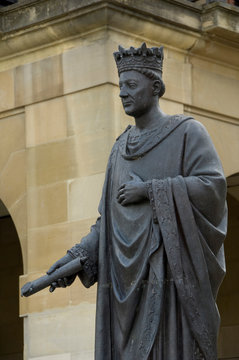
[119,88,128,98]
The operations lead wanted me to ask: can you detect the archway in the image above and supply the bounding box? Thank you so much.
[217,173,239,359]
[0,200,23,360]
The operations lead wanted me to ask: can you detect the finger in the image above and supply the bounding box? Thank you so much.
[47,263,59,275]
[49,285,56,293]
[117,194,125,203]
[118,184,126,191]
[117,189,125,198]
[51,281,59,288]
[58,278,66,288]
[120,199,128,206]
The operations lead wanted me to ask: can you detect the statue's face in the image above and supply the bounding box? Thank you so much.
[119,70,155,117]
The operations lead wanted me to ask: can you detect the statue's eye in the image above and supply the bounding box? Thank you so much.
[128,82,137,89]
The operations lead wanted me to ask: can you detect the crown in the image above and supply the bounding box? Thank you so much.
[113,42,164,75]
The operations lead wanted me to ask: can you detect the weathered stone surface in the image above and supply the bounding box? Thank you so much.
[0,0,238,69]
[0,69,14,111]
[63,40,110,94]
[9,195,27,261]
[68,173,104,221]
[192,66,239,119]
[15,55,63,106]
[160,98,184,115]
[164,60,192,105]
[27,182,68,228]
[0,150,26,208]
[27,138,78,187]
[65,85,119,176]
[29,354,71,360]
[26,97,67,147]
[24,304,95,356]
[0,112,25,172]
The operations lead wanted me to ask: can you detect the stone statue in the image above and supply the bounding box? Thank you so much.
[22,43,227,360]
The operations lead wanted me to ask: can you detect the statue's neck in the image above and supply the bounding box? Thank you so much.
[134,105,167,131]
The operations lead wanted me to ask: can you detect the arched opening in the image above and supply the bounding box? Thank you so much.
[0,200,23,360]
[217,173,239,359]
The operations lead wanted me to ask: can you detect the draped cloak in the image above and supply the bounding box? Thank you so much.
[68,115,227,360]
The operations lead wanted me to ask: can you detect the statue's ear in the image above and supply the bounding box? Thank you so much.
[152,80,161,96]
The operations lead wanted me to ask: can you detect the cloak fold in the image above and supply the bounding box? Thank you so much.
[151,175,226,359]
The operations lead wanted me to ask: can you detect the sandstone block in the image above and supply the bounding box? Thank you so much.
[0,150,26,209]
[27,182,67,228]
[26,97,67,147]
[66,85,115,137]
[192,66,239,119]
[71,351,94,360]
[160,98,184,115]
[27,138,78,187]
[68,173,105,221]
[15,55,63,106]
[163,59,192,104]
[29,354,71,360]
[63,39,111,94]
[9,195,27,248]
[25,304,95,357]
[66,85,119,177]
[0,69,15,111]
[0,113,25,172]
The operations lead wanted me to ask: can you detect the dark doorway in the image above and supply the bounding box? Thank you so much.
[217,174,239,359]
[0,201,23,360]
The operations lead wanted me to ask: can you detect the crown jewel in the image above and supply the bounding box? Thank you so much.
[113,42,164,74]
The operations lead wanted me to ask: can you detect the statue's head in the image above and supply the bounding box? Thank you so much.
[114,43,165,117]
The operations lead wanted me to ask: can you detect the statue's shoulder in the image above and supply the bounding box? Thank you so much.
[116,125,132,141]
[172,114,212,146]
[171,114,208,133]
[170,113,194,125]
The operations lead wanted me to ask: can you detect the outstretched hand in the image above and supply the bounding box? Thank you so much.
[47,253,76,293]
[117,172,148,206]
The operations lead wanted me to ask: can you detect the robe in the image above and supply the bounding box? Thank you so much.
[68,114,227,360]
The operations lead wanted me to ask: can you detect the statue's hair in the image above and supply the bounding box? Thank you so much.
[134,68,166,98]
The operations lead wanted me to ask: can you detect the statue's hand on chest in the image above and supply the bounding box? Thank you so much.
[117,172,148,206]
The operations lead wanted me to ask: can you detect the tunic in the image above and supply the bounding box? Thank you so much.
[68,114,227,360]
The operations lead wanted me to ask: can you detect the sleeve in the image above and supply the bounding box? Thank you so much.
[146,120,227,359]
[67,215,101,288]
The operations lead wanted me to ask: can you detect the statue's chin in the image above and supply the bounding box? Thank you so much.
[124,107,136,117]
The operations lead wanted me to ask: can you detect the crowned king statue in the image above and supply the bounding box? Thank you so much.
[22,43,227,360]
